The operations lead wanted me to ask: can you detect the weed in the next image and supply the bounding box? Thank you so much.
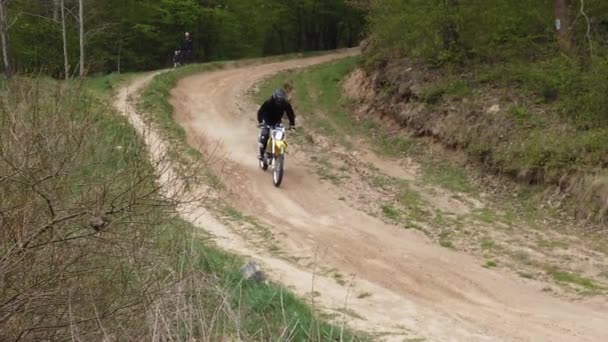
[480,238,496,250]
[536,239,568,250]
[509,105,531,122]
[333,272,348,286]
[472,208,498,224]
[357,292,373,299]
[484,260,498,268]
[382,205,400,220]
[439,231,455,249]
[547,269,600,290]
[439,239,455,249]
[421,161,474,194]
[518,271,535,279]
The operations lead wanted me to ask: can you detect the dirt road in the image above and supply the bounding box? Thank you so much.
[119,50,608,341]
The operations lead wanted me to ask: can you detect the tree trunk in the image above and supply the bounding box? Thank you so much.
[554,0,573,53]
[0,0,11,78]
[61,0,68,80]
[78,0,85,77]
[53,0,60,21]
[441,0,460,51]
[117,39,121,74]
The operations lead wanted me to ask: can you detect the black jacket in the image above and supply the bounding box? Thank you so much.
[257,99,295,127]
[181,37,193,52]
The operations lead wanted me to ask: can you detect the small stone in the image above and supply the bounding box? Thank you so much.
[240,262,265,281]
[89,216,107,231]
[488,104,500,113]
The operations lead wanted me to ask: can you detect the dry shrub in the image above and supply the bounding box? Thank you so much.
[0,78,188,340]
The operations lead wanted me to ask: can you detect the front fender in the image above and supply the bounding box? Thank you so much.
[274,140,288,154]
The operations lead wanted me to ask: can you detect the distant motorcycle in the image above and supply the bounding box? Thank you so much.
[173,49,183,68]
[259,124,289,187]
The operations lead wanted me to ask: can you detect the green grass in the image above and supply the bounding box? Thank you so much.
[547,269,601,290]
[536,239,568,250]
[315,157,347,184]
[439,231,455,249]
[381,205,400,220]
[471,208,499,224]
[483,260,498,268]
[439,239,455,249]
[480,238,497,250]
[398,186,428,221]
[420,79,472,104]
[421,162,474,194]
[509,105,532,123]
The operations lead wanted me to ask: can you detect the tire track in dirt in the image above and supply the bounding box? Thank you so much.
[118,51,608,341]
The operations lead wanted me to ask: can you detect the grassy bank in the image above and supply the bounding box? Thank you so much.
[0,74,361,340]
[364,1,608,224]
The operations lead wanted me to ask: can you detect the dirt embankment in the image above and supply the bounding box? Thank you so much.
[343,58,608,225]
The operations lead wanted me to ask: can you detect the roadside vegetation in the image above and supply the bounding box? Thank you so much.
[364,0,608,223]
[0,74,362,340]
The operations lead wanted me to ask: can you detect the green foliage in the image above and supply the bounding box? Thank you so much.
[382,205,400,220]
[547,269,601,290]
[370,0,555,64]
[367,0,608,191]
[369,0,608,124]
[4,0,365,76]
[420,79,471,104]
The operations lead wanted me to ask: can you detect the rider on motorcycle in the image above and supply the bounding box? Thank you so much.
[257,89,296,161]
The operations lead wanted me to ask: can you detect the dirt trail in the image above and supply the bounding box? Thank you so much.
[118,51,608,341]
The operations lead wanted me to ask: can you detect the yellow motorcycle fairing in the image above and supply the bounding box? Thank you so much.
[268,139,287,155]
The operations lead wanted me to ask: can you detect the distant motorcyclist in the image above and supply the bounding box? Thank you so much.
[180,32,194,64]
[257,89,296,161]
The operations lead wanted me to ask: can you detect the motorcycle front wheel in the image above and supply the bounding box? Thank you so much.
[272,155,284,187]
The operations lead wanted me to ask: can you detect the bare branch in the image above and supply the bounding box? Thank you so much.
[6,10,22,30]
[579,0,593,56]
[19,211,89,250]
[84,23,116,39]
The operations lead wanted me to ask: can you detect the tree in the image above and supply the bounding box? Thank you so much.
[53,0,59,21]
[61,0,68,79]
[78,0,84,77]
[0,0,11,77]
[555,0,573,53]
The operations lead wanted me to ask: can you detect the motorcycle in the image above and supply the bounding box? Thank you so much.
[173,49,183,68]
[259,124,289,187]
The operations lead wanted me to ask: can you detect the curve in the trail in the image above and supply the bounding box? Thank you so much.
[126,50,608,342]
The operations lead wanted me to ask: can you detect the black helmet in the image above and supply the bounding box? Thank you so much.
[272,89,287,104]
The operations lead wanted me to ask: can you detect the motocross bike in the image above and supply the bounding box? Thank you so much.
[173,49,183,68]
[259,124,289,187]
